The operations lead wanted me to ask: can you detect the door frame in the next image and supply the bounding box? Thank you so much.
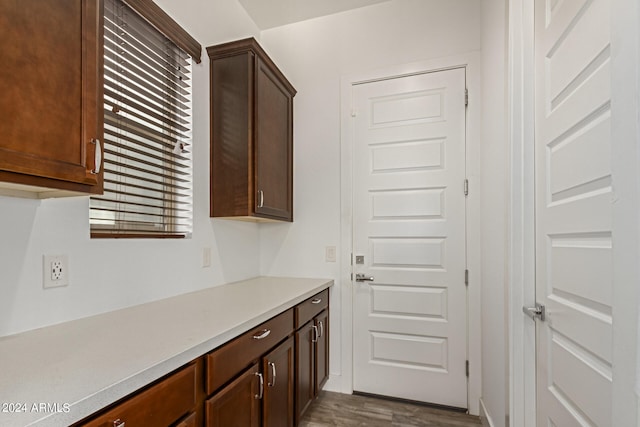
[507,0,640,425]
[338,52,482,416]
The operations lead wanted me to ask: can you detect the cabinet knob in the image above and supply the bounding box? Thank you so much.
[252,329,271,340]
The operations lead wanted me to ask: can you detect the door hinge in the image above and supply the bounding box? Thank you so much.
[465,88,469,107]
[466,360,469,377]
[464,179,469,196]
[465,269,469,286]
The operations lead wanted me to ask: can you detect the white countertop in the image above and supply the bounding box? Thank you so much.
[0,276,333,427]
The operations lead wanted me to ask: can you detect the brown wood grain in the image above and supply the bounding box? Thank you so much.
[0,0,103,193]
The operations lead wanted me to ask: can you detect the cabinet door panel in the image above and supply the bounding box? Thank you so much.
[206,363,261,427]
[254,58,293,221]
[263,336,294,427]
[295,322,315,423]
[315,310,330,394]
[0,0,103,191]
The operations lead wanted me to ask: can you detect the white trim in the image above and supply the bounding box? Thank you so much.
[611,0,640,423]
[339,51,482,415]
[507,0,536,426]
[479,398,496,427]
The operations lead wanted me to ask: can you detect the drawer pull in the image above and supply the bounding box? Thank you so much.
[255,372,264,399]
[268,361,277,387]
[113,419,125,427]
[318,320,324,338]
[312,325,319,343]
[91,138,102,174]
[252,329,271,340]
[311,298,322,304]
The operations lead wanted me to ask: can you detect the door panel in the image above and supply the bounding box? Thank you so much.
[535,0,613,424]
[352,68,467,407]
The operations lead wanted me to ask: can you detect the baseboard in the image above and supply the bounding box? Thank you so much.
[479,398,496,427]
[321,374,343,393]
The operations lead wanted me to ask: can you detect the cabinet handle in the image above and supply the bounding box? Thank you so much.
[113,419,125,427]
[311,298,322,304]
[268,361,277,387]
[253,329,271,340]
[91,138,102,174]
[255,372,264,399]
[312,325,319,343]
[257,190,264,208]
[318,320,324,338]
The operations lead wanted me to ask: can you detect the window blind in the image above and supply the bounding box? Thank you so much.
[90,0,193,237]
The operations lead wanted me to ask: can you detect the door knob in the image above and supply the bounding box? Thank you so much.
[355,273,374,282]
[522,303,545,321]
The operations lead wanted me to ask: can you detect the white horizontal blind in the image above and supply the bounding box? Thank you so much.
[90,0,193,237]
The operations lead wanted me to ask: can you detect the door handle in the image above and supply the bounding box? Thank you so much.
[355,273,374,282]
[522,303,545,321]
[255,372,264,399]
[268,361,276,387]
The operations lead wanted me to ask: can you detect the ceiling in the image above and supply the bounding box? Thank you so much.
[238,0,392,30]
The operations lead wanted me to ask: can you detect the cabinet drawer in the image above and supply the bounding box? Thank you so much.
[80,363,196,427]
[207,308,294,394]
[295,290,328,329]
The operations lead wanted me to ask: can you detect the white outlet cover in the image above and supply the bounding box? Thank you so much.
[325,246,337,262]
[43,255,69,288]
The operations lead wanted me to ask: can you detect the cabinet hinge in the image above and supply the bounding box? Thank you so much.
[465,88,469,107]
[465,269,469,287]
[466,360,469,377]
[464,179,469,196]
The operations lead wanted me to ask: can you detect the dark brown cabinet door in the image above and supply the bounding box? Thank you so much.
[254,57,293,221]
[263,336,294,427]
[295,322,316,423]
[206,363,261,427]
[208,38,295,222]
[0,0,103,194]
[315,310,330,395]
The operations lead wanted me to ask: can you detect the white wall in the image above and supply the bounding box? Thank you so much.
[0,0,261,337]
[257,0,482,403]
[480,0,509,426]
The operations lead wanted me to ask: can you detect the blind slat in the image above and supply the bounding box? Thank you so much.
[103,21,191,81]
[103,126,190,161]
[91,0,192,237]
[104,111,190,148]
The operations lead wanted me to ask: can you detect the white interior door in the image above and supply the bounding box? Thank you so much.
[534,0,613,424]
[351,68,468,408]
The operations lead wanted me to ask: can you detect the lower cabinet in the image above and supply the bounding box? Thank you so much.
[263,336,295,427]
[295,290,330,423]
[205,336,294,427]
[78,363,197,427]
[77,288,329,427]
[206,363,261,427]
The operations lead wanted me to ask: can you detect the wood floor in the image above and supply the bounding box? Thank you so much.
[299,391,482,427]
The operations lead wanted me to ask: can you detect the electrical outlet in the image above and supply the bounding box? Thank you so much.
[43,255,69,288]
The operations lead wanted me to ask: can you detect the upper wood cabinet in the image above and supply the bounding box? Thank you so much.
[208,37,296,222]
[0,0,104,197]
